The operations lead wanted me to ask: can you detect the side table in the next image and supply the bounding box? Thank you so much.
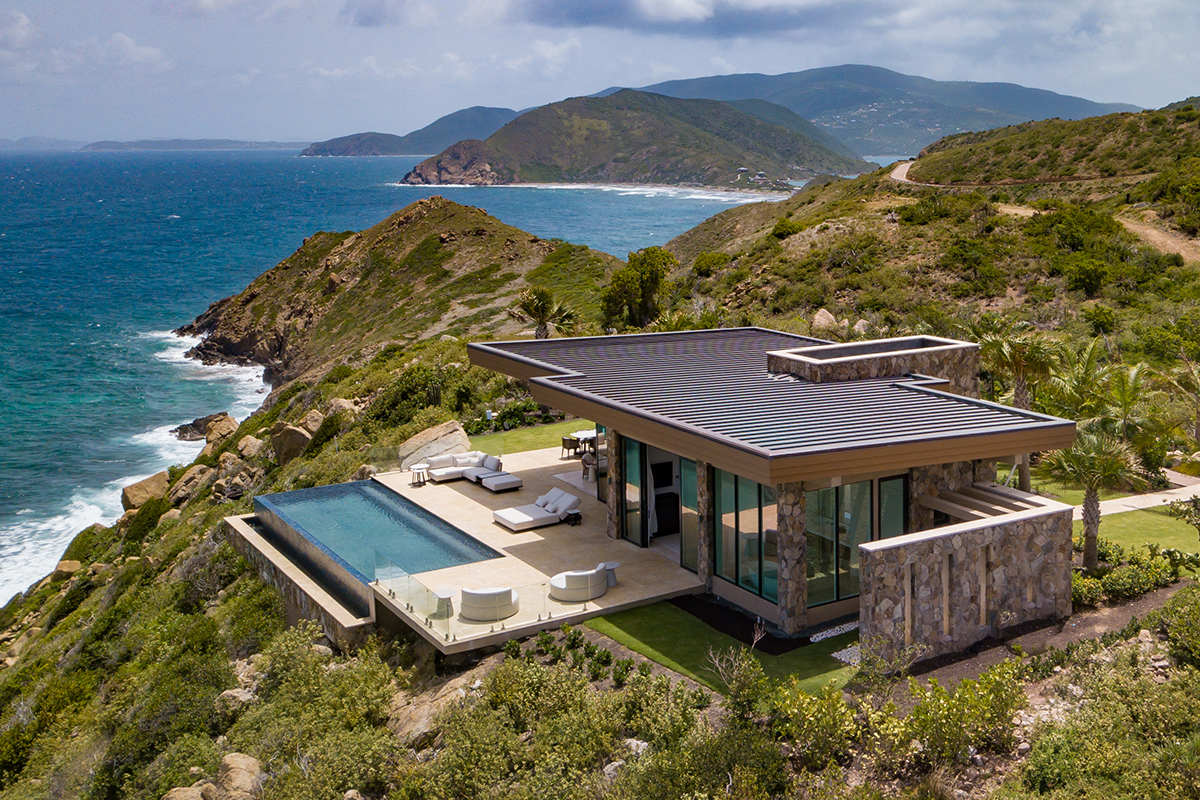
[410,463,429,486]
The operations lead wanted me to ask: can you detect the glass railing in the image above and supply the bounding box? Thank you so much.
[372,551,596,644]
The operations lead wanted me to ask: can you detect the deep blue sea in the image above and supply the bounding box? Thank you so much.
[0,150,773,602]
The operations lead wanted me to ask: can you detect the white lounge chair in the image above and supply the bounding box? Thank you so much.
[459,587,519,621]
[493,488,581,532]
[549,563,608,602]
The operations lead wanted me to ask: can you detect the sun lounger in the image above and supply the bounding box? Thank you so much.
[549,562,608,602]
[493,488,581,532]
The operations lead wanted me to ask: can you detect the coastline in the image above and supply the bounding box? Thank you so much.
[383,179,791,200]
[0,331,266,604]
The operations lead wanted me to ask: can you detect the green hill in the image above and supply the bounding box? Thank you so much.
[401,89,869,187]
[180,196,619,384]
[906,107,1200,185]
[301,107,519,156]
[622,64,1138,156]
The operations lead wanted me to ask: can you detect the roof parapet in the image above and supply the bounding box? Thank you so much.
[767,335,980,397]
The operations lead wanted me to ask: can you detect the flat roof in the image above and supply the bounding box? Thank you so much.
[468,328,1076,485]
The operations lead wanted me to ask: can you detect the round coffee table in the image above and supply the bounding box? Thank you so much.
[410,463,429,486]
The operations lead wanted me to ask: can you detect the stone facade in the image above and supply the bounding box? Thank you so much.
[858,506,1073,662]
[605,429,623,540]
[775,482,808,634]
[766,337,980,398]
[695,460,714,587]
[909,460,996,531]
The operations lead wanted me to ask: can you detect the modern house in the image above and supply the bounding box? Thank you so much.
[467,328,1078,659]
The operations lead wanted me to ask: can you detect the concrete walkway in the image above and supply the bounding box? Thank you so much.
[1073,479,1200,522]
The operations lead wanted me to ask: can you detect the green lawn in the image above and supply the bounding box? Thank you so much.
[1076,505,1200,554]
[470,419,593,456]
[586,601,857,695]
[996,463,1131,506]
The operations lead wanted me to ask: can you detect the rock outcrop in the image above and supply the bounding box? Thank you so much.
[272,426,312,466]
[299,409,325,435]
[402,139,512,186]
[396,420,471,470]
[169,465,214,506]
[235,435,264,459]
[171,413,228,442]
[121,471,170,511]
[161,753,263,800]
[206,414,239,444]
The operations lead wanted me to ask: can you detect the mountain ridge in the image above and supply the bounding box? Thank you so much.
[301,107,519,156]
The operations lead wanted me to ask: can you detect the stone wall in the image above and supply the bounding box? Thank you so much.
[910,460,989,532]
[775,482,808,634]
[858,506,1073,662]
[605,429,622,540]
[696,460,714,587]
[766,338,979,398]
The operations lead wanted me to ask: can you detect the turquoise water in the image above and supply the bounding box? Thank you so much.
[0,150,771,602]
[256,481,499,580]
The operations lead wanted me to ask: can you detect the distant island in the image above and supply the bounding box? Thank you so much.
[81,139,309,152]
[401,90,870,187]
[300,107,519,156]
[0,136,89,151]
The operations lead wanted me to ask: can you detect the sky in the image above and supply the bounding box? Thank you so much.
[1,0,1198,142]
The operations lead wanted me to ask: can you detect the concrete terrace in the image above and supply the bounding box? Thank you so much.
[370,446,704,653]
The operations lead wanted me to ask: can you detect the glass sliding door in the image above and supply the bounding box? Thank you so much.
[761,485,779,603]
[623,437,644,546]
[806,487,837,606]
[680,458,699,572]
[715,469,737,582]
[737,475,761,594]
[838,481,872,599]
[879,475,907,539]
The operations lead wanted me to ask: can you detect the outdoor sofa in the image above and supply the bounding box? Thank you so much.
[459,587,519,621]
[549,563,608,602]
[425,452,523,491]
[493,487,581,532]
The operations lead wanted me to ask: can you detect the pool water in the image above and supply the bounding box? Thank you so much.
[255,481,500,580]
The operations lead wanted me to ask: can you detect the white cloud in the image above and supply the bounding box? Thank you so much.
[339,0,439,27]
[103,33,173,70]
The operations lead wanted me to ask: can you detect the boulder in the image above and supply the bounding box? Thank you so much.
[205,413,239,445]
[162,788,205,800]
[852,319,871,336]
[235,435,264,459]
[169,465,214,506]
[171,413,228,442]
[121,471,170,511]
[215,687,256,717]
[53,560,82,580]
[299,409,325,435]
[353,465,378,481]
[344,791,365,800]
[396,420,470,471]
[115,509,138,529]
[217,753,263,800]
[325,398,359,418]
[389,668,481,748]
[272,426,312,466]
[218,452,243,478]
[811,308,843,335]
[159,508,182,525]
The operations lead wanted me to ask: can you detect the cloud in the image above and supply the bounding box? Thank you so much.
[505,37,582,77]
[103,33,173,69]
[0,14,174,83]
[339,0,439,27]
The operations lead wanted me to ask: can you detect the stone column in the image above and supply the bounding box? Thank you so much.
[696,460,714,588]
[605,430,623,540]
[775,482,807,634]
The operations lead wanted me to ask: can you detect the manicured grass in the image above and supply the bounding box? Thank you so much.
[1076,505,1200,554]
[470,419,593,456]
[586,601,857,695]
[997,463,1130,506]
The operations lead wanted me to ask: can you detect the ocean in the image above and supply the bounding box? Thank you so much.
[0,150,774,602]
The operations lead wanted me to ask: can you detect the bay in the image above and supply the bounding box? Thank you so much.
[0,150,772,601]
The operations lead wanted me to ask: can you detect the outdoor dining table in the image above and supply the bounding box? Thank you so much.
[571,429,597,453]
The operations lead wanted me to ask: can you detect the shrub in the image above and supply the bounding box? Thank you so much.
[222,579,286,657]
[1100,559,1172,601]
[771,217,804,239]
[1082,304,1117,335]
[612,658,634,687]
[771,679,858,769]
[1162,584,1200,666]
[124,496,172,547]
[707,647,768,723]
[124,733,222,800]
[692,251,731,277]
[303,411,346,457]
[905,659,1025,766]
[503,639,522,660]
[1072,572,1104,607]
[560,623,584,650]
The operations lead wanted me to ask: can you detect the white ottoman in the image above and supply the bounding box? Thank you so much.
[482,473,523,492]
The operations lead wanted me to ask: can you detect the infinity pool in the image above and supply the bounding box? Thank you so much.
[254,480,500,584]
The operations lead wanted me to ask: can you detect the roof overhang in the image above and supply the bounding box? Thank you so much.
[468,335,1076,487]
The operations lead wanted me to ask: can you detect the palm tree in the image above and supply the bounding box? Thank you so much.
[1041,339,1113,424]
[1037,432,1147,571]
[1165,352,1200,442]
[978,324,1058,490]
[508,287,578,339]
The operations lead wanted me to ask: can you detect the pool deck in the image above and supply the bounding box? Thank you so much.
[370,446,705,653]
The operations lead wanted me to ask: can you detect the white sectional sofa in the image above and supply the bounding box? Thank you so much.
[549,563,608,602]
[493,487,581,532]
[426,451,501,483]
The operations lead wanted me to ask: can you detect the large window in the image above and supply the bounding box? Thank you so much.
[680,458,699,572]
[805,479,895,606]
[714,469,778,602]
[623,437,643,546]
[879,475,907,539]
